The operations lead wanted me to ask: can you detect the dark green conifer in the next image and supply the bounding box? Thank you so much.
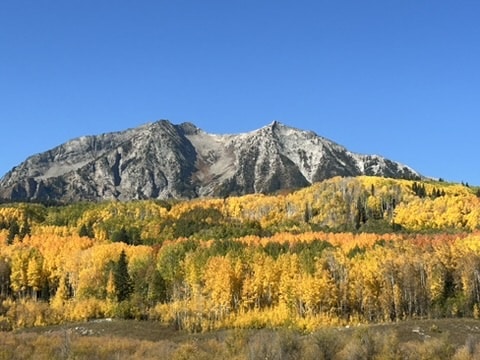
[7,220,19,244]
[111,227,130,244]
[114,250,132,302]
[79,223,94,238]
[19,220,31,239]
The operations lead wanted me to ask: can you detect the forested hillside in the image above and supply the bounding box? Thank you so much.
[1,176,480,332]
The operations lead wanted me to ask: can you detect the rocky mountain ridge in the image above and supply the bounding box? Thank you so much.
[0,120,421,202]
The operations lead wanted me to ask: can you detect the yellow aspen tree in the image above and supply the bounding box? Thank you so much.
[51,273,72,317]
[183,251,206,303]
[298,274,319,316]
[26,253,44,301]
[401,250,429,318]
[9,247,30,298]
[426,251,451,311]
[241,252,280,310]
[465,206,480,231]
[376,246,406,322]
[366,195,383,219]
[277,253,301,315]
[458,253,480,314]
[203,256,234,319]
[231,258,245,311]
[106,270,116,302]
[348,248,385,322]
[299,261,337,317]
[324,249,350,319]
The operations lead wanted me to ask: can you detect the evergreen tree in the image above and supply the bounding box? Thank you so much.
[7,220,20,244]
[147,270,168,304]
[354,197,368,230]
[412,182,418,194]
[79,223,94,238]
[419,183,426,198]
[412,182,427,198]
[0,257,11,297]
[114,250,132,302]
[430,188,442,199]
[111,227,130,244]
[19,220,31,239]
[303,202,311,223]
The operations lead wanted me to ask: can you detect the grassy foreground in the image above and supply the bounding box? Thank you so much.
[4,318,480,359]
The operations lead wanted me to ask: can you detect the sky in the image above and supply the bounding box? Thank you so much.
[1,1,479,185]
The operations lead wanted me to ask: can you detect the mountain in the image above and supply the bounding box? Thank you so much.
[0,120,421,202]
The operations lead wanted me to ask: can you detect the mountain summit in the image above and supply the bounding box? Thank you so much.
[0,120,420,202]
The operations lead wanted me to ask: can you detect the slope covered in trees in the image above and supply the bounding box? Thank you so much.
[0,176,479,332]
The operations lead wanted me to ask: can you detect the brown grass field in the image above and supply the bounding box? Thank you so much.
[3,317,480,359]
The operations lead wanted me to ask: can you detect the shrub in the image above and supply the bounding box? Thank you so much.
[308,328,344,360]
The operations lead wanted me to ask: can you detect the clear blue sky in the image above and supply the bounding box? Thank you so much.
[1,1,479,185]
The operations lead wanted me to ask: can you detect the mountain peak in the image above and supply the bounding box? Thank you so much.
[269,120,281,128]
[262,120,287,131]
[178,122,202,135]
[254,120,291,137]
[0,120,422,202]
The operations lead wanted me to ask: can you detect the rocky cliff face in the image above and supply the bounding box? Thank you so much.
[0,120,421,202]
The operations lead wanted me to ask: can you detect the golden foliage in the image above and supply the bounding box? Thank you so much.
[0,177,480,332]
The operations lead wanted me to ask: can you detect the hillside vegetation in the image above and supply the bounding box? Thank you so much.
[0,176,480,333]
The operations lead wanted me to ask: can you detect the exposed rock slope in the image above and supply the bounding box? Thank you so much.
[0,120,420,202]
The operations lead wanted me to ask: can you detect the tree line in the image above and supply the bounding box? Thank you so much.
[0,176,479,332]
